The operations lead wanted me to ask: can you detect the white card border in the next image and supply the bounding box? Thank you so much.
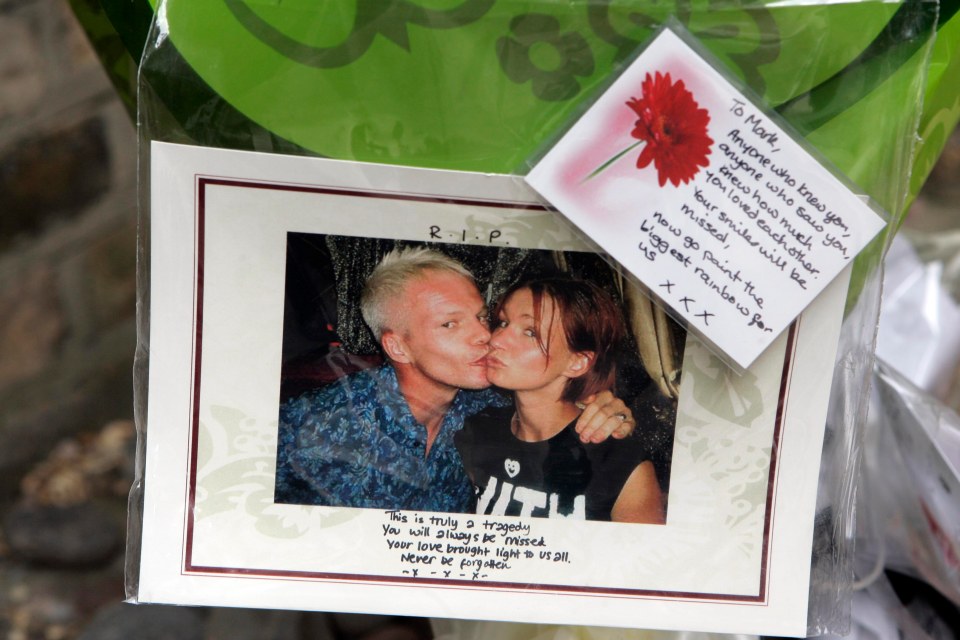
[138,141,847,637]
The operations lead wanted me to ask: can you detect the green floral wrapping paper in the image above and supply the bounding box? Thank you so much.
[76,0,957,224]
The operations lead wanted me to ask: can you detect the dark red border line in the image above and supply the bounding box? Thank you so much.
[198,176,552,212]
[183,178,208,570]
[183,563,767,604]
[756,321,799,602]
[181,176,799,604]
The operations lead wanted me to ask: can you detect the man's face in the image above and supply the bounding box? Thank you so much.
[387,271,491,391]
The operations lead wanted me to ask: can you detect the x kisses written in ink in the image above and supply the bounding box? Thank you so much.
[526,27,886,369]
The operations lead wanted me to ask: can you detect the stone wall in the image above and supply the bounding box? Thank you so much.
[0,0,137,499]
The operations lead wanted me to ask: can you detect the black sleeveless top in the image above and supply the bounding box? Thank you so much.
[455,406,650,520]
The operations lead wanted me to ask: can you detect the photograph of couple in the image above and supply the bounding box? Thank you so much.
[274,235,682,524]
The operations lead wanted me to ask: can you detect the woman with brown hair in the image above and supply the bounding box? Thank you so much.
[455,278,665,523]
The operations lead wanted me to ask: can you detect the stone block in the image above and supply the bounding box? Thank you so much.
[0,14,44,121]
[54,0,100,75]
[83,220,137,330]
[0,264,64,390]
[2,501,124,568]
[55,218,136,344]
[0,325,135,500]
[20,419,135,507]
[0,117,110,250]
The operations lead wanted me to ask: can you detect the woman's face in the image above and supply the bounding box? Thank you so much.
[485,288,582,394]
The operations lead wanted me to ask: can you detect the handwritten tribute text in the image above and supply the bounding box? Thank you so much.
[526,28,886,367]
[381,510,572,581]
[633,97,862,347]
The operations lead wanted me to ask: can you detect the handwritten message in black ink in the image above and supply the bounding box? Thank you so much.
[427,225,511,246]
[526,29,886,367]
[622,91,885,364]
[381,510,572,581]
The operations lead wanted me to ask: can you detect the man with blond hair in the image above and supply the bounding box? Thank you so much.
[275,247,633,512]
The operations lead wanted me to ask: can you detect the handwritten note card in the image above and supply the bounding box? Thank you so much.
[526,27,886,368]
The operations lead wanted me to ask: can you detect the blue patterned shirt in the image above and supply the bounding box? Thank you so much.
[275,365,505,513]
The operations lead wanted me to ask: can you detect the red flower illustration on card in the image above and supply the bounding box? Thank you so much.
[626,72,713,186]
[585,71,712,187]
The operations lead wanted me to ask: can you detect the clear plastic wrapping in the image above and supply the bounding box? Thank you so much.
[127,1,940,636]
[860,360,960,607]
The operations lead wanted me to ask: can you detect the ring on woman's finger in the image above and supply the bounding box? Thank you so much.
[614,413,627,421]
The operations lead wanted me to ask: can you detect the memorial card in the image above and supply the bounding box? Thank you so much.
[526,26,885,369]
[138,141,849,636]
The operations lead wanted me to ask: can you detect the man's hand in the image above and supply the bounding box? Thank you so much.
[574,391,635,443]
